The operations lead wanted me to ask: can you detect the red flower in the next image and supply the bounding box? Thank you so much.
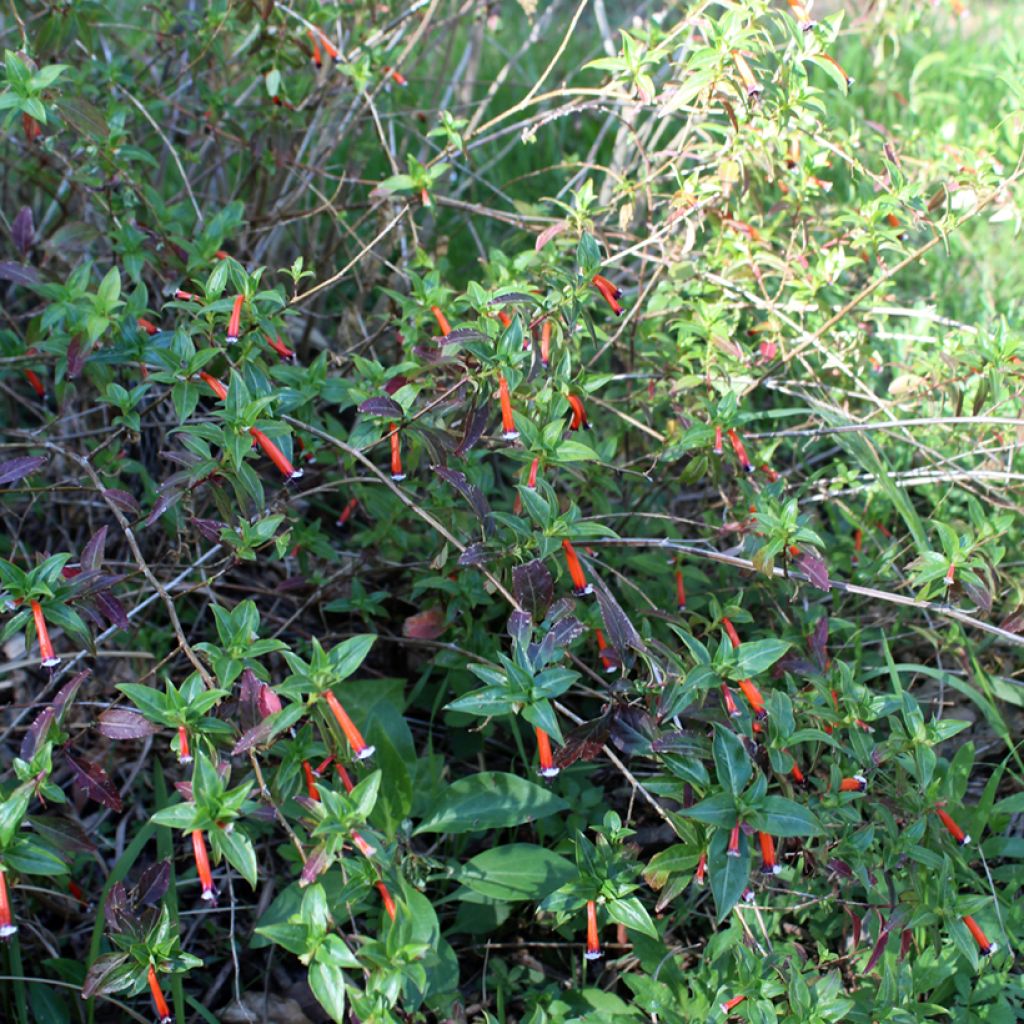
[713,424,723,456]
[738,678,767,719]
[591,275,624,316]
[595,629,617,673]
[308,29,322,67]
[498,375,518,440]
[760,463,779,482]
[839,774,867,793]
[430,305,451,337]
[721,994,745,1014]
[192,830,216,903]
[567,394,589,431]
[675,569,686,611]
[0,869,17,939]
[758,832,780,875]
[720,684,741,718]
[540,321,552,367]
[561,539,592,596]
[721,616,742,648]
[303,761,319,801]
[935,806,970,846]
[226,294,244,343]
[527,458,540,489]
[376,881,397,920]
[30,600,60,668]
[336,497,358,528]
[147,965,172,1024]
[535,727,559,779]
[694,852,707,886]
[388,422,405,481]
[853,528,863,563]
[137,317,159,335]
[944,563,956,587]
[727,824,742,857]
[264,333,296,362]
[727,428,753,472]
[585,899,602,960]
[731,49,762,96]
[323,691,375,760]
[249,428,303,481]
[963,915,995,955]
[383,66,407,87]
[177,725,192,765]
[24,369,45,399]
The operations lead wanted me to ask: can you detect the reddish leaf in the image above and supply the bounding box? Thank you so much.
[454,404,489,457]
[81,526,108,571]
[145,488,182,526]
[432,466,493,534]
[554,712,611,769]
[66,336,89,378]
[809,616,829,670]
[794,550,830,591]
[490,292,537,306]
[359,396,404,418]
[0,261,39,285]
[439,327,486,346]
[402,607,446,640]
[382,374,408,395]
[12,206,34,257]
[65,751,123,812]
[92,590,130,630]
[190,517,226,542]
[133,860,170,906]
[81,952,132,999]
[591,569,646,659]
[512,559,554,619]
[535,220,567,251]
[28,814,96,854]
[507,610,532,647]
[53,671,88,718]
[105,488,140,517]
[457,542,492,566]
[0,456,46,486]
[20,706,55,761]
[97,708,160,740]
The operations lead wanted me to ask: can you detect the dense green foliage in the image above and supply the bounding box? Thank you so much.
[1,1,1023,1022]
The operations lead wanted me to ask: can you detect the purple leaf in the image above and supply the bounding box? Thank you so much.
[299,847,330,887]
[0,456,46,486]
[432,466,493,534]
[809,616,829,671]
[506,610,532,647]
[963,580,992,614]
[65,751,123,812]
[490,292,537,306]
[439,326,485,346]
[104,488,140,517]
[145,488,182,526]
[512,559,554,619]
[549,615,585,648]
[0,262,39,285]
[457,542,491,566]
[382,374,408,395]
[795,550,830,591]
[454,404,489,458]
[358,396,404,418]
[133,860,170,905]
[591,570,646,659]
[28,814,96,854]
[81,952,132,998]
[97,708,160,740]
[66,336,89,379]
[190,517,226,542]
[12,207,34,257]
[53,671,88,719]
[20,706,55,761]
[81,526,108,571]
[92,590,130,630]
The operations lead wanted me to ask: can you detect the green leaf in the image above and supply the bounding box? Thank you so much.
[712,725,752,797]
[577,232,602,276]
[734,639,790,676]
[328,634,376,682]
[150,803,198,830]
[308,960,347,1024]
[605,895,659,939]
[454,843,575,901]
[211,827,258,887]
[751,796,822,838]
[415,772,568,834]
[708,825,749,922]
[677,792,737,828]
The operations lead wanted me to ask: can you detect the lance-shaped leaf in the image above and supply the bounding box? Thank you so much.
[358,396,404,419]
[512,559,554,619]
[432,466,493,535]
[455,403,490,457]
[65,751,123,812]
[98,708,162,740]
[0,456,46,486]
[591,568,647,658]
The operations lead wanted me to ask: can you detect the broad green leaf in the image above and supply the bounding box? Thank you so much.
[712,725,751,797]
[678,792,737,828]
[606,895,659,939]
[415,772,568,834]
[751,796,822,838]
[454,843,575,901]
[708,824,749,922]
[309,960,346,1023]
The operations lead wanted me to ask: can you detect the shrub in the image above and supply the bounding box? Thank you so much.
[1,1,1022,1022]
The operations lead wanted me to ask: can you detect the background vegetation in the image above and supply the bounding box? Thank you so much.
[1,1,1023,1021]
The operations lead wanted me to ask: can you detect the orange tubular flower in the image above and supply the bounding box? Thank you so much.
[308,30,322,68]
[758,832,780,875]
[727,824,742,857]
[137,317,159,336]
[335,762,355,793]
[336,497,358,528]
[535,727,559,779]
[323,690,375,760]
[591,275,624,316]
[720,684,741,718]
[786,753,806,786]
[567,394,589,431]
[721,617,741,648]
[540,320,552,367]
[430,305,451,337]
[351,831,376,859]
[727,428,753,472]
[963,915,996,955]
[721,994,746,1014]
[315,29,340,62]
[694,852,707,886]
[935,806,971,846]
[175,289,199,301]
[192,830,216,902]
[944,563,956,588]
[376,881,397,920]
[585,900,602,960]
[177,725,192,765]
[497,311,512,328]
[388,422,405,481]
[839,774,867,793]
[249,428,303,481]
[713,424,723,456]
[527,457,540,489]
[498,375,518,440]
[738,678,767,719]
[199,371,228,401]
[226,294,244,343]
[383,66,408,87]
[819,52,854,88]
[303,761,319,801]
[22,113,41,144]
[0,869,16,939]
[760,463,779,483]
[24,369,45,399]
[853,528,863,563]
[675,570,686,612]
[264,333,296,362]
[561,539,592,597]
[595,629,616,673]
[147,965,172,1024]
[30,600,60,668]
[731,50,762,96]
